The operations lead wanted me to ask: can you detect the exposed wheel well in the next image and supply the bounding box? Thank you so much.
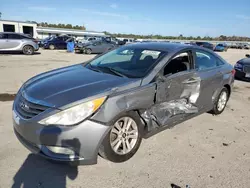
[224,84,231,97]
[23,45,34,49]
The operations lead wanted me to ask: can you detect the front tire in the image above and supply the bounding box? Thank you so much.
[23,45,34,55]
[99,112,143,163]
[49,44,55,50]
[85,48,92,54]
[210,87,229,115]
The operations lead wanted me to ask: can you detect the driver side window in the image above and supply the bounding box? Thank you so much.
[95,41,102,46]
[163,51,192,76]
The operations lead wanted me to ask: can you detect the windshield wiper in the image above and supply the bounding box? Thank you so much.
[99,66,128,78]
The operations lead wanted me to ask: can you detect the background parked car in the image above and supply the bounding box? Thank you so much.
[77,37,100,44]
[242,44,250,50]
[214,43,228,52]
[123,38,136,44]
[43,35,70,50]
[194,41,214,50]
[76,40,117,54]
[38,36,56,47]
[0,32,39,55]
[234,54,250,80]
[105,37,126,45]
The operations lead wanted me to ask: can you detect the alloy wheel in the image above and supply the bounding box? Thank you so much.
[23,46,33,55]
[110,117,139,155]
[85,49,92,54]
[217,91,228,111]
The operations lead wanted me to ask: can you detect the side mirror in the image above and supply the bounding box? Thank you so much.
[246,54,250,58]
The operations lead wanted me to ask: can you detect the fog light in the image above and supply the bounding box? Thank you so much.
[46,146,75,155]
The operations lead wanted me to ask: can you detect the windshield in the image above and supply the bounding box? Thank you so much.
[86,47,166,78]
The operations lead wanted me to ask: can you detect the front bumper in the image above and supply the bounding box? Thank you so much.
[13,108,111,165]
[43,44,49,49]
[74,47,83,53]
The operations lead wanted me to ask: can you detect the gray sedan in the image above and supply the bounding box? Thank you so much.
[12,42,234,165]
[83,41,117,54]
[0,32,39,55]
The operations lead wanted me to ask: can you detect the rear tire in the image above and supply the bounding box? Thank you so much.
[210,87,229,115]
[22,45,34,55]
[99,111,143,163]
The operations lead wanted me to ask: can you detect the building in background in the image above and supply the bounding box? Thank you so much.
[0,19,106,39]
[0,19,37,37]
[36,27,106,39]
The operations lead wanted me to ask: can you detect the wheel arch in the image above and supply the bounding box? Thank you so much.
[22,44,34,50]
[224,84,231,98]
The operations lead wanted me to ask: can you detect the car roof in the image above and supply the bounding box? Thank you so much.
[0,32,32,37]
[124,42,190,52]
[239,58,250,64]
[0,32,23,35]
[124,41,225,60]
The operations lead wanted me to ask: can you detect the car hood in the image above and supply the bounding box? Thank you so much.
[22,64,140,108]
[239,58,250,65]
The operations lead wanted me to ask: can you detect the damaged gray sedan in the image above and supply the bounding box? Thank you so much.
[13,42,234,165]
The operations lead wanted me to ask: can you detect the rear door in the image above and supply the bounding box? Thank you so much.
[100,42,113,53]
[193,49,223,111]
[153,50,201,126]
[4,33,22,49]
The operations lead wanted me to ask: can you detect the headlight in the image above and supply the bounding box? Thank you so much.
[39,96,106,126]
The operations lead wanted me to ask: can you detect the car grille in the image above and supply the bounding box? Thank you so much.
[243,65,250,73]
[15,95,49,119]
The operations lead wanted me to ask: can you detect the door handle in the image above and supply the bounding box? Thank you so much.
[182,77,201,84]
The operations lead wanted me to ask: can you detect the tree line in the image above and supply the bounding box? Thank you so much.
[26,21,250,41]
[37,22,86,30]
[105,32,250,42]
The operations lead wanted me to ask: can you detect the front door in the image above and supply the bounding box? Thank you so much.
[0,33,8,50]
[153,51,201,127]
[55,37,66,49]
[92,41,103,53]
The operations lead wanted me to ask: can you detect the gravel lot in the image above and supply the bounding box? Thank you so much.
[0,49,250,188]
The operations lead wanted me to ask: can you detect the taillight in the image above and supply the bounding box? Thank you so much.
[231,69,236,76]
[32,38,38,43]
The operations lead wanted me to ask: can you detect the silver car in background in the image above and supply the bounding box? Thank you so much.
[0,32,39,55]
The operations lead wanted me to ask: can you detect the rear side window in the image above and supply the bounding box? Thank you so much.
[195,50,217,70]
[0,33,8,39]
[8,34,21,39]
[21,35,32,39]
